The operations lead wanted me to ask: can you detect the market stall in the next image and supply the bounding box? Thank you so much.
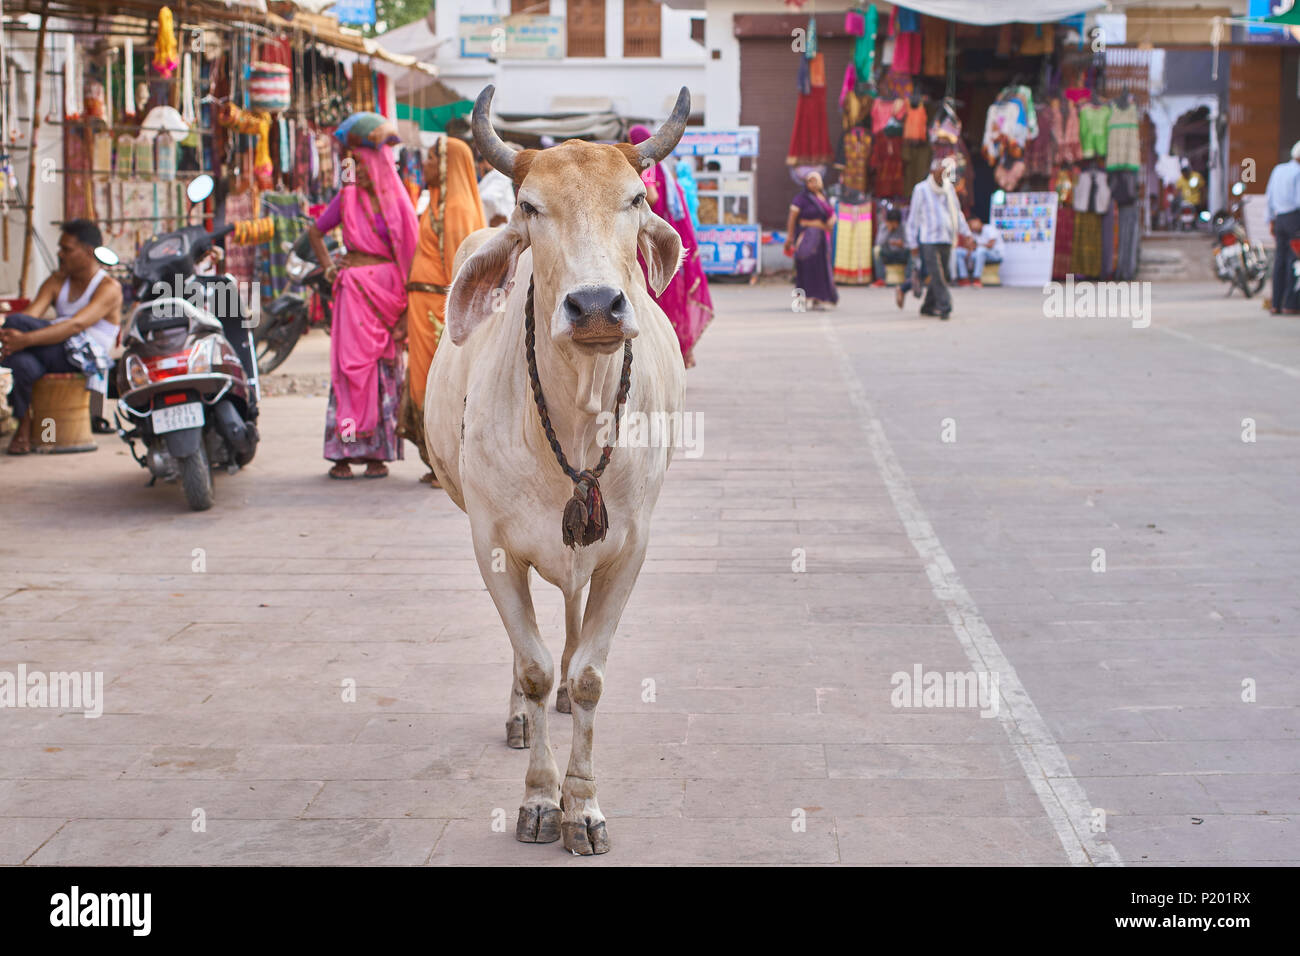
[0,0,437,298]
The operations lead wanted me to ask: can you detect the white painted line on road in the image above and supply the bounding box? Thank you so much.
[1158,325,1300,379]
[820,316,1123,867]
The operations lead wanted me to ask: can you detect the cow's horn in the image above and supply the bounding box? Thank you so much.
[472,85,515,178]
[634,87,691,169]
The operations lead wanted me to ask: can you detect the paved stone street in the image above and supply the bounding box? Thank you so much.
[1,279,1296,865]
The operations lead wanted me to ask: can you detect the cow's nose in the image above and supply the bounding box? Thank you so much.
[564,286,628,328]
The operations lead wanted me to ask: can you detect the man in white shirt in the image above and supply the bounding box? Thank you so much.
[475,149,515,227]
[954,216,1004,287]
[904,157,972,319]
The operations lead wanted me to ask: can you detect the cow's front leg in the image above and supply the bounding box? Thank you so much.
[556,585,584,714]
[473,535,561,844]
[562,544,646,855]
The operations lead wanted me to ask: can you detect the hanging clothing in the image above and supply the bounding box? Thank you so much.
[1072,212,1103,278]
[903,103,927,142]
[260,192,305,300]
[841,127,870,194]
[854,4,879,84]
[1058,98,1082,164]
[1078,102,1111,160]
[1105,103,1140,172]
[1053,204,1075,281]
[902,141,932,197]
[871,96,905,135]
[788,54,832,165]
[1073,168,1112,214]
[1116,203,1140,281]
[922,16,947,77]
[1024,103,1057,178]
[870,133,905,198]
[833,202,873,285]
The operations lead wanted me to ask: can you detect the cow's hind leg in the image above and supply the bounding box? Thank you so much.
[562,545,645,855]
[474,537,561,843]
[556,586,584,714]
[507,659,530,748]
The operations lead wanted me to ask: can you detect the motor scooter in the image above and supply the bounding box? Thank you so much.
[254,225,340,374]
[1210,182,1269,299]
[100,174,263,511]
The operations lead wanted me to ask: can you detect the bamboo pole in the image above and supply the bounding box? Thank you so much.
[18,2,50,299]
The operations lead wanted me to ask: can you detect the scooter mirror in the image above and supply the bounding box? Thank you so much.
[187,174,215,205]
[1231,182,1245,197]
[94,246,120,266]
[1198,210,1211,223]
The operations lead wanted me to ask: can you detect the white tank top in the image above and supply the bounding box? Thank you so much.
[56,269,117,354]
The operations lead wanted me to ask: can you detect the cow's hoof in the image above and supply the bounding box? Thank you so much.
[555,685,571,714]
[562,819,610,856]
[506,714,530,749]
[516,805,562,844]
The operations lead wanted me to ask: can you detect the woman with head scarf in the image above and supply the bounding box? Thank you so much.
[627,124,713,368]
[307,141,420,479]
[397,136,486,485]
[784,170,839,310]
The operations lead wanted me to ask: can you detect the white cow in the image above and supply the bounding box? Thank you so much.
[423,86,690,855]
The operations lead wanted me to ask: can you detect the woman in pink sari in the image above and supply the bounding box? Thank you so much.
[628,124,713,368]
[307,142,419,479]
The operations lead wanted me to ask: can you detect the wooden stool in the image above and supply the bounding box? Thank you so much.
[30,373,97,454]
[982,260,1002,286]
[884,263,906,286]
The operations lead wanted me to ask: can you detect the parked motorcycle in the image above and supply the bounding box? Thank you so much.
[99,174,262,511]
[1210,182,1268,299]
[254,225,340,374]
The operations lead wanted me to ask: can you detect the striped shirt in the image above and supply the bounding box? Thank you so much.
[905,177,971,247]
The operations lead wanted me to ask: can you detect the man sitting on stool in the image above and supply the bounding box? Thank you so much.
[872,207,910,288]
[955,216,1003,287]
[0,219,121,455]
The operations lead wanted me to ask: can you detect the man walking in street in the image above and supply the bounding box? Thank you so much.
[1266,140,1300,315]
[904,157,971,319]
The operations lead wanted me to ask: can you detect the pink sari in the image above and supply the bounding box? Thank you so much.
[316,144,419,439]
[629,125,713,367]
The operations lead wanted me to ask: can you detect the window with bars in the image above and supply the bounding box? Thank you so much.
[623,0,662,58]
[567,0,606,58]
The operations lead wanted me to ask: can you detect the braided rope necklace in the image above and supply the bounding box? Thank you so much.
[523,278,633,549]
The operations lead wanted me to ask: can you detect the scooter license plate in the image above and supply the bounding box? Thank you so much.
[153,401,205,433]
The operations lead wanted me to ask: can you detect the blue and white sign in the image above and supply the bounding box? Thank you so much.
[334,0,376,27]
[696,224,762,276]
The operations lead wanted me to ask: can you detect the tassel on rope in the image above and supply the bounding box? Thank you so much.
[562,470,610,549]
[524,279,632,550]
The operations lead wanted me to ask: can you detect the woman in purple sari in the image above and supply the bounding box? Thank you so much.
[628,124,713,368]
[784,171,839,309]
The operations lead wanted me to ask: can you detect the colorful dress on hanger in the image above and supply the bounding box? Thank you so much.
[1078,102,1111,161]
[1104,103,1140,172]
[841,127,870,194]
[1024,102,1057,179]
[833,201,873,285]
[788,53,833,165]
[1057,98,1082,164]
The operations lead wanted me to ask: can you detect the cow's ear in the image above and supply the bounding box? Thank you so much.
[446,222,529,346]
[638,211,683,297]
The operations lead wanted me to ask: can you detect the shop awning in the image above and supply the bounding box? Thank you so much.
[891,1,1105,25]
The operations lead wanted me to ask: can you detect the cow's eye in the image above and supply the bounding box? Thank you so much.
[631,194,645,208]
[519,201,538,217]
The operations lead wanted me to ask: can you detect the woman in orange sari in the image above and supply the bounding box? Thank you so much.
[399,136,487,484]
